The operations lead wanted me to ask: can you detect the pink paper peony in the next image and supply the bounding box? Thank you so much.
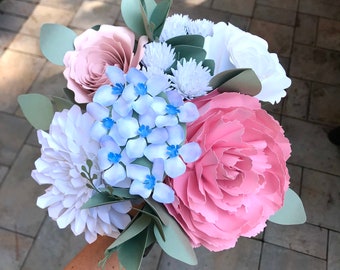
[166,91,291,251]
[63,25,148,103]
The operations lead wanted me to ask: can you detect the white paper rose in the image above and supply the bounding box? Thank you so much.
[204,22,291,104]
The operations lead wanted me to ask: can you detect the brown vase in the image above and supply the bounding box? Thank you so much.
[64,236,122,270]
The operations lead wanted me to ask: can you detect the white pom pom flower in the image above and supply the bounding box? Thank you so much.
[32,105,132,243]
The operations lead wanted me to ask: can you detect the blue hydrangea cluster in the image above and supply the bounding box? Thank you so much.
[86,66,201,203]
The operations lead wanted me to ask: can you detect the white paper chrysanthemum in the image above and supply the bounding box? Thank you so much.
[142,42,175,73]
[32,105,132,243]
[159,14,190,41]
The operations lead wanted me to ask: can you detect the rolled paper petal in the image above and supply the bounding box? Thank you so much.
[110,210,132,229]
[129,180,152,198]
[178,102,200,123]
[126,137,147,159]
[165,156,186,178]
[126,164,150,181]
[153,182,175,203]
[179,142,202,162]
[57,208,76,229]
[103,163,126,186]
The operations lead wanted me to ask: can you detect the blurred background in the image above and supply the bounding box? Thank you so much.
[0,0,340,269]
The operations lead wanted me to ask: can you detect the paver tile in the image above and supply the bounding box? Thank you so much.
[249,19,294,57]
[39,0,83,11]
[294,13,318,46]
[21,217,87,270]
[301,169,340,231]
[256,0,298,10]
[229,14,250,30]
[20,5,74,37]
[299,0,340,20]
[309,83,340,126]
[260,243,326,270]
[8,33,41,56]
[0,165,8,185]
[253,5,296,26]
[317,18,340,52]
[287,163,302,194]
[158,237,261,269]
[290,44,340,86]
[0,13,26,32]
[281,116,340,176]
[0,144,46,236]
[212,0,255,16]
[0,228,34,270]
[328,231,340,270]
[0,50,45,113]
[70,1,120,30]
[0,112,31,166]
[0,0,36,17]
[264,222,327,259]
[140,244,162,270]
[0,29,15,50]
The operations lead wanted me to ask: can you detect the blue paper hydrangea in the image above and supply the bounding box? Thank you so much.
[86,66,201,203]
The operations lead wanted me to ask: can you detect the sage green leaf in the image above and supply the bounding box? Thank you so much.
[154,213,197,265]
[210,68,262,96]
[51,96,74,111]
[118,228,149,270]
[111,187,137,199]
[40,24,76,66]
[140,1,154,40]
[107,214,152,251]
[174,45,207,63]
[166,34,204,48]
[63,88,86,111]
[138,204,165,241]
[202,59,215,76]
[18,94,54,130]
[269,188,307,225]
[91,25,101,31]
[141,0,157,20]
[121,0,146,36]
[81,192,125,209]
[150,0,172,39]
[145,198,169,225]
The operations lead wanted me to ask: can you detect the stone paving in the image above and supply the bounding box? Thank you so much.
[0,0,340,269]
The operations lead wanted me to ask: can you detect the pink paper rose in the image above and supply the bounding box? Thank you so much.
[166,91,291,251]
[63,25,148,103]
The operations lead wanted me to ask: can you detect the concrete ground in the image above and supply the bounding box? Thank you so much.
[0,0,340,269]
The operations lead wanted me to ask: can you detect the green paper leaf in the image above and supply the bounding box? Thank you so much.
[81,191,128,209]
[202,59,215,76]
[145,198,169,225]
[111,187,137,199]
[269,188,307,225]
[166,34,204,48]
[107,213,152,252]
[137,204,165,241]
[18,94,54,130]
[154,213,197,266]
[210,68,262,96]
[150,0,172,39]
[174,45,207,63]
[63,88,86,111]
[40,24,76,66]
[118,228,149,270]
[141,0,157,20]
[51,96,74,111]
[121,0,147,36]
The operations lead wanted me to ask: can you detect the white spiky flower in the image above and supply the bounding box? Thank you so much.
[32,105,132,243]
[142,42,175,73]
[170,59,213,98]
[159,14,190,41]
[187,18,214,37]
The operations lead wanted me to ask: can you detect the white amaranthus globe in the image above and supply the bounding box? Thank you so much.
[32,105,132,243]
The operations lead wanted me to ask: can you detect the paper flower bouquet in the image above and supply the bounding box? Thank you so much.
[18,0,306,269]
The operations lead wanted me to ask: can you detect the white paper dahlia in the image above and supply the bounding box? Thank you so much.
[32,105,132,243]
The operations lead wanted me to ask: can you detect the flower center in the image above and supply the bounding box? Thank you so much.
[167,144,181,158]
[166,104,180,115]
[112,83,124,95]
[107,152,121,164]
[102,117,115,130]
[143,175,156,190]
[137,125,152,138]
[135,83,147,96]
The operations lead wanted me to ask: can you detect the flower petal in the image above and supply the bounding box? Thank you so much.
[103,163,126,186]
[153,182,175,203]
[126,164,150,181]
[178,102,200,123]
[126,137,147,159]
[165,156,186,178]
[179,142,202,162]
[129,180,152,198]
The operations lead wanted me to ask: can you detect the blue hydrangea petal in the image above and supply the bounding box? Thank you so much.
[126,137,147,159]
[99,135,119,150]
[116,117,139,139]
[155,115,178,127]
[90,121,107,141]
[167,90,184,107]
[93,85,118,106]
[178,102,200,123]
[152,183,175,203]
[129,180,152,198]
[147,127,168,144]
[126,68,147,85]
[102,163,126,186]
[121,84,136,102]
[164,156,186,178]
[86,102,109,120]
[138,109,156,128]
[97,147,113,170]
[106,65,125,85]
[150,97,167,115]
[112,177,132,188]
[144,144,168,161]
[126,164,150,182]
[166,125,185,145]
[113,97,133,117]
[133,95,153,115]
[151,158,164,181]
[146,75,170,96]
[108,126,127,146]
[179,142,202,162]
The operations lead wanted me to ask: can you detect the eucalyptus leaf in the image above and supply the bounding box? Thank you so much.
[202,59,215,76]
[145,198,169,225]
[111,187,137,199]
[81,192,126,209]
[166,34,204,48]
[150,0,172,39]
[210,68,261,96]
[174,45,207,63]
[137,204,165,241]
[141,0,157,20]
[139,1,154,40]
[18,94,54,130]
[154,213,197,265]
[107,213,152,251]
[118,228,149,270]
[51,96,74,111]
[40,24,76,66]
[269,188,307,225]
[121,0,146,36]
